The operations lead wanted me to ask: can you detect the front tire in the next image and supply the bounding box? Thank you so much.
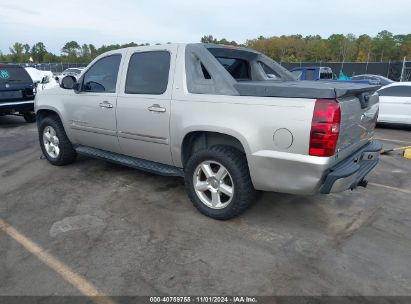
[184,145,257,220]
[38,116,77,166]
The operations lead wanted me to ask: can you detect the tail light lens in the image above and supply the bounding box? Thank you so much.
[309,99,341,157]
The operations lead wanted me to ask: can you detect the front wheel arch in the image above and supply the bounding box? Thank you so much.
[36,109,62,125]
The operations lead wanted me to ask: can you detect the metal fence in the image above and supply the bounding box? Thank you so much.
[2,60,411,81]
[0,62,87,74]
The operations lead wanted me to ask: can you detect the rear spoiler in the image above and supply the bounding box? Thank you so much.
[234,81,380,100]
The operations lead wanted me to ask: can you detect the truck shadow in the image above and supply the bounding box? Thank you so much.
[0,115,31,128]
[377,122,411,131]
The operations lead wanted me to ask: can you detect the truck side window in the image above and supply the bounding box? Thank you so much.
[125,51,171,95]
[82,54,121,93]
[379,86,411,97]
[291,70,303,80]
[305,69,315,80]
[201,63,212,79]
[215,57,251,80]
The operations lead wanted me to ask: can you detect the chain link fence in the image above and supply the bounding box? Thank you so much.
[2,60,411,81]
[0,62,87,75]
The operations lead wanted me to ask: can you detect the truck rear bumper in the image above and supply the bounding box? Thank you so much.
[319,141,382,194]
[248,141,382,195]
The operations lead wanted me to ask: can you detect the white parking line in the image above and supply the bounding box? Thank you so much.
[375,138,411,145]
[369,182,411,195]
[0,219,115,304]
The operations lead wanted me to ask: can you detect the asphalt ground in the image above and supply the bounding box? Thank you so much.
[0,115,410,297]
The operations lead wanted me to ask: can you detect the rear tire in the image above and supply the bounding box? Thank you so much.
[38,115,77,166]
[184,145,257,220]
[23,111,36,123]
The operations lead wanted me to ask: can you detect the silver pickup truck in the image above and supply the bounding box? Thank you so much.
[35,43,382,219]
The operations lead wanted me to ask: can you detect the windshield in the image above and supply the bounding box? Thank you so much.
[0,65,32,83]
[377,75,394,84]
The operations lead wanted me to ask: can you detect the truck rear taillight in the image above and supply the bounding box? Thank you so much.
[309,99,341,157]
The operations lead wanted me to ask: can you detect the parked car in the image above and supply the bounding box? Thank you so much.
[291,66,380,85]
[0,64,36,122]
[25,67,59,92]
[290,66,334,81]
[55,67,85,84]
[377,82,411,125]
[351,74,394,86]
[35,44,381,219]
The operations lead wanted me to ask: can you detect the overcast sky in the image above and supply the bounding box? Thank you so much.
[1,0,411,54]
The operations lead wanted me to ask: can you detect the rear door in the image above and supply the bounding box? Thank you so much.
[378,85,411,124]
[64,53,123,153]
[116,46,177,165]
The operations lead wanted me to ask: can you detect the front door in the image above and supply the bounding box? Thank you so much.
[116,47,177,165]
[64,54,123,153]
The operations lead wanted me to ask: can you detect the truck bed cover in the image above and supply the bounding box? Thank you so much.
[234,80,380,99]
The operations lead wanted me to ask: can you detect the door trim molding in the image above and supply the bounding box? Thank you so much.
[70,123,117,137]
[117,131,169,145]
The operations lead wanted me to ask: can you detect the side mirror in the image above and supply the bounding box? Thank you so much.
[60,75,77,90]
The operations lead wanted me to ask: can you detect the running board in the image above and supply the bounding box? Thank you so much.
[75,146,184,177]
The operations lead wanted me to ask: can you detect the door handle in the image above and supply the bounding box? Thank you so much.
[148,104,166,113]
[99,101,113,109]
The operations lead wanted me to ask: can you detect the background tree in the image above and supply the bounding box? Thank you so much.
[1,30,411,64]
[61,41,81,62]
[201,35,215,43]
[9,42,27,62]
[80,44,91,63]
[356,34,373,62]
[373,31,397,61]
[31,42,48,62]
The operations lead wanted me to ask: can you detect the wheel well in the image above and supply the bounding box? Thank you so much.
[36,109,60,123]
[181,131,246,166]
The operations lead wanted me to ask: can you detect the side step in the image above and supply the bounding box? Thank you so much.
[75,146,184,177]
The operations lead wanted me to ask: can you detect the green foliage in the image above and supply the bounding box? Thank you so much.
[1,31,410,64]
[0,41,152,64]
[9,42,27,62]
[201,35,238,46]
[31,42,47,62]
[246,31,409,62]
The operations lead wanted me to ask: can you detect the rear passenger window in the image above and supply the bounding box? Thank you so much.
[0,66,32,83]
[125,51,170,95]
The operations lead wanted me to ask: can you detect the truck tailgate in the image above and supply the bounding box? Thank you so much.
[337,92,379,154]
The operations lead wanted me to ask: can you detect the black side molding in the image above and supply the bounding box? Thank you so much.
[75,146,184,177]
